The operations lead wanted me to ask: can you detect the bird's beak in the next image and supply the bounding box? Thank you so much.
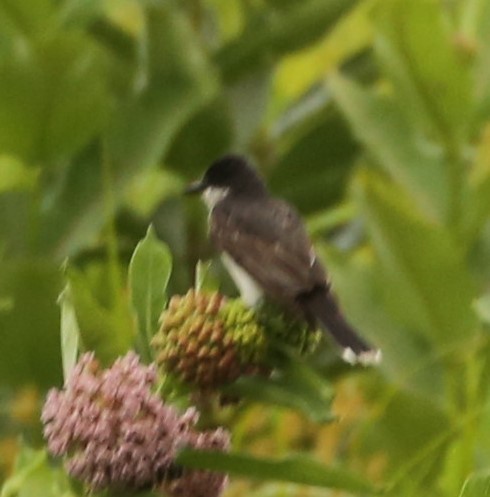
[184,179,206,195]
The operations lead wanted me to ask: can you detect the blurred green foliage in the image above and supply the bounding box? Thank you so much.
[2,0,490,496]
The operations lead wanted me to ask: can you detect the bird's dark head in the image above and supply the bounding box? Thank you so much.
[185,154,267,206]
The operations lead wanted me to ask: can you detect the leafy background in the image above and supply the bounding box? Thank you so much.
[1,0,490,496]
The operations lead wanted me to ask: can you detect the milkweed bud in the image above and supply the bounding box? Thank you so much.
[152,290,266,391]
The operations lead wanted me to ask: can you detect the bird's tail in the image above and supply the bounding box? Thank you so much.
[298,287,381,366]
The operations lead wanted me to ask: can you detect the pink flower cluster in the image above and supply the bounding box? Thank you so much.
[160,428,230,497]
[41,352,229,496]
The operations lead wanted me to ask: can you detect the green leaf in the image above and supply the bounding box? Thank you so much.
[1,447,46,497]
[330,73,449,223]
[270,99,358,214]
[105,4,217,172]
[40,35,111,164]
[1,446,75,497]
[129,226,172,361]
[58,283,80,381]
[166,97,233,177]
[306,203,356,237]
[225,69,272,148]
[194,259,218,292]
[374,0,472,144]
[124,168,184,217]
[67,266,134,365]
[40,2,217,258]
[176,450,378,494]
[215,0,358,82]
[0,30,110,165]
[362,387,451,479]
[459,471,490,497]
[354,170,477,348]
[319,244,446,397]
[227,349,334,423]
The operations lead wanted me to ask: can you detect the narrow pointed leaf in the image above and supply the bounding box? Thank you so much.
[331,73,449,222]
[67,267,134,364]
[194,259,218,292]
[459,471,490,497]
[355,171,477,347]
[216,0,357,82]
[177,450,378,494]
[58,284,80,381]
[129,226,172,360]
[0,448,46,497]
[1,446,75,497]
[375,0,472,143]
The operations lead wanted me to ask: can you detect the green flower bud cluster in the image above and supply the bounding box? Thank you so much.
[219,298,267,364]
[152,290,267,390]
[257,302,322,356]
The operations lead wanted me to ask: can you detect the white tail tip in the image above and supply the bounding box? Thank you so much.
[342,348,382,366]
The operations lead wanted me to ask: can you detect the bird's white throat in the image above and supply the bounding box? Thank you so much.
[202,186,229,210]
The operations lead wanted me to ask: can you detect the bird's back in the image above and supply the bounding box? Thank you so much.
[210,194,326,303]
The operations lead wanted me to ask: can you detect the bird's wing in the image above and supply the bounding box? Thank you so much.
[210,197,326,300]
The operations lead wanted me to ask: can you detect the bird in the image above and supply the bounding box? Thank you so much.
[185,154,381,366]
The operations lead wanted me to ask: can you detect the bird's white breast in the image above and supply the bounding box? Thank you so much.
[221,252,263,307]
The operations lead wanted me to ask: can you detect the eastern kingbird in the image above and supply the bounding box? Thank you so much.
[186,154,381,366]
